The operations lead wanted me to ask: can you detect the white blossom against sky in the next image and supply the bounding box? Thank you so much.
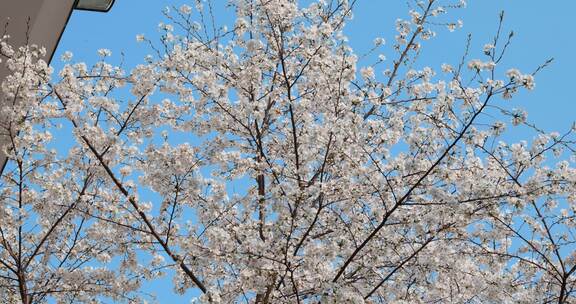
[19,0,576,302]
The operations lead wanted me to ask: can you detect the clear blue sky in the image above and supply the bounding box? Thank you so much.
[52,1,576,302]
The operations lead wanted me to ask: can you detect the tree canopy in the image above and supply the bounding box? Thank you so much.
[1,0,575,303]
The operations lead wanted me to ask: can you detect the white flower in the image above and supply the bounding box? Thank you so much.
[373,37,385,46]
[97,48,112,57]
[246,39,261,52]
[409,10,421,24]
[483,43,495,55]
[511,108,527,126]
[120,166,132,176]
[360,66,375,80]
[60,51,73,62]
[151,254,165,267]
[320,23,333,35]
[491,121,506,136]
[522,74,535,90]
[441,63,453,73]
[467,59,495,71]
[179,4,192,15]
[506,68,522,80]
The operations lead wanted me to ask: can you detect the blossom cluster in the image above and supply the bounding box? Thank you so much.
[0,1,574,303]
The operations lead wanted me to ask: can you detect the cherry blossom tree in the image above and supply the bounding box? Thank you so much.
[1,0,576,303]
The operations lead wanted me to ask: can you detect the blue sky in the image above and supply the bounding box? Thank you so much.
[52,1,576,302]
